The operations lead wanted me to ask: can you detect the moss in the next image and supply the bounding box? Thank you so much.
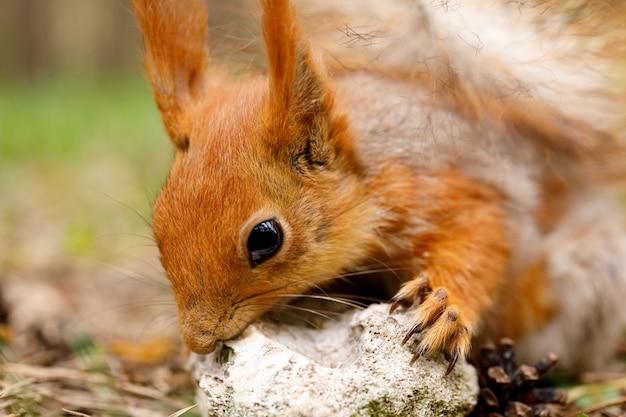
[352,396,401,417]
[351,371,476,417]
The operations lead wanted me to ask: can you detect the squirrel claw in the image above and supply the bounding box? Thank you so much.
[445,348,460,376]
[409,345,428,366]
[402,322,426,345]
[400,289,445,343]
[389,274,432,314]
[390,297,412,314]
[394,281,472,375]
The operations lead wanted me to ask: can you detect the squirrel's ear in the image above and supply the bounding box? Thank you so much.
[262,0,340,168]
[132,0,209,150]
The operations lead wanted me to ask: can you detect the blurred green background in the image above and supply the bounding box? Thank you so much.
[0,0,258,268]
[0,0,169,269]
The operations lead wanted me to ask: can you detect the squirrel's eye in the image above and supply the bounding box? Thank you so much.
[247,219,283,267]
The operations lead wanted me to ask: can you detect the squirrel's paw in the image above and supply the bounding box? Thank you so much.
[390,278,471,375]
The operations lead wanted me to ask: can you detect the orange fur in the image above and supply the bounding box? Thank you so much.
[134,0,626,374]
[485,259,557,342]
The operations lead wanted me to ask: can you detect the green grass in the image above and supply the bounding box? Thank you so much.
[0,75,170,183]
[0,76,173,261]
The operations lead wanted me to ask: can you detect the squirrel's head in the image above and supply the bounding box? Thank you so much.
[134,0,378,353]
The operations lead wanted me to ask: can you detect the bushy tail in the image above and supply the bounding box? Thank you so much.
[297,0,626,185]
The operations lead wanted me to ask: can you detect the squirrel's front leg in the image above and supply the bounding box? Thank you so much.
[386,170,510,374]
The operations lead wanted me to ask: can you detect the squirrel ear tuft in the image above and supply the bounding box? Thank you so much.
[262,0,321,112]
[262,0,339,168]
[132,0,210,150]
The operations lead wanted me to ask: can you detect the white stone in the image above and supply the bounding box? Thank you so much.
[191,303,478,417]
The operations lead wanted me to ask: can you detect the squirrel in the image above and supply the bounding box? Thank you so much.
[131,0,626,375]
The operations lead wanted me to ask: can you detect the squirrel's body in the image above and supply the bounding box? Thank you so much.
[132,0,626,374]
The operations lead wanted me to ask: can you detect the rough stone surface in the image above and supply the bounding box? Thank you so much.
[190,303,478,417]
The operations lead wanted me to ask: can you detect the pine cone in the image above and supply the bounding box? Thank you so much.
[470,338,567,417]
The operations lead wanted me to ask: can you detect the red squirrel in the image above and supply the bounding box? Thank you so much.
[131,0,626,374]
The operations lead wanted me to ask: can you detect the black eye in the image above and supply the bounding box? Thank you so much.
[247,219,283,267]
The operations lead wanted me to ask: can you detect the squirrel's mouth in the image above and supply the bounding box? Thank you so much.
[184,267,408,353]
[182,305,261,354]
[185,332,218,354]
